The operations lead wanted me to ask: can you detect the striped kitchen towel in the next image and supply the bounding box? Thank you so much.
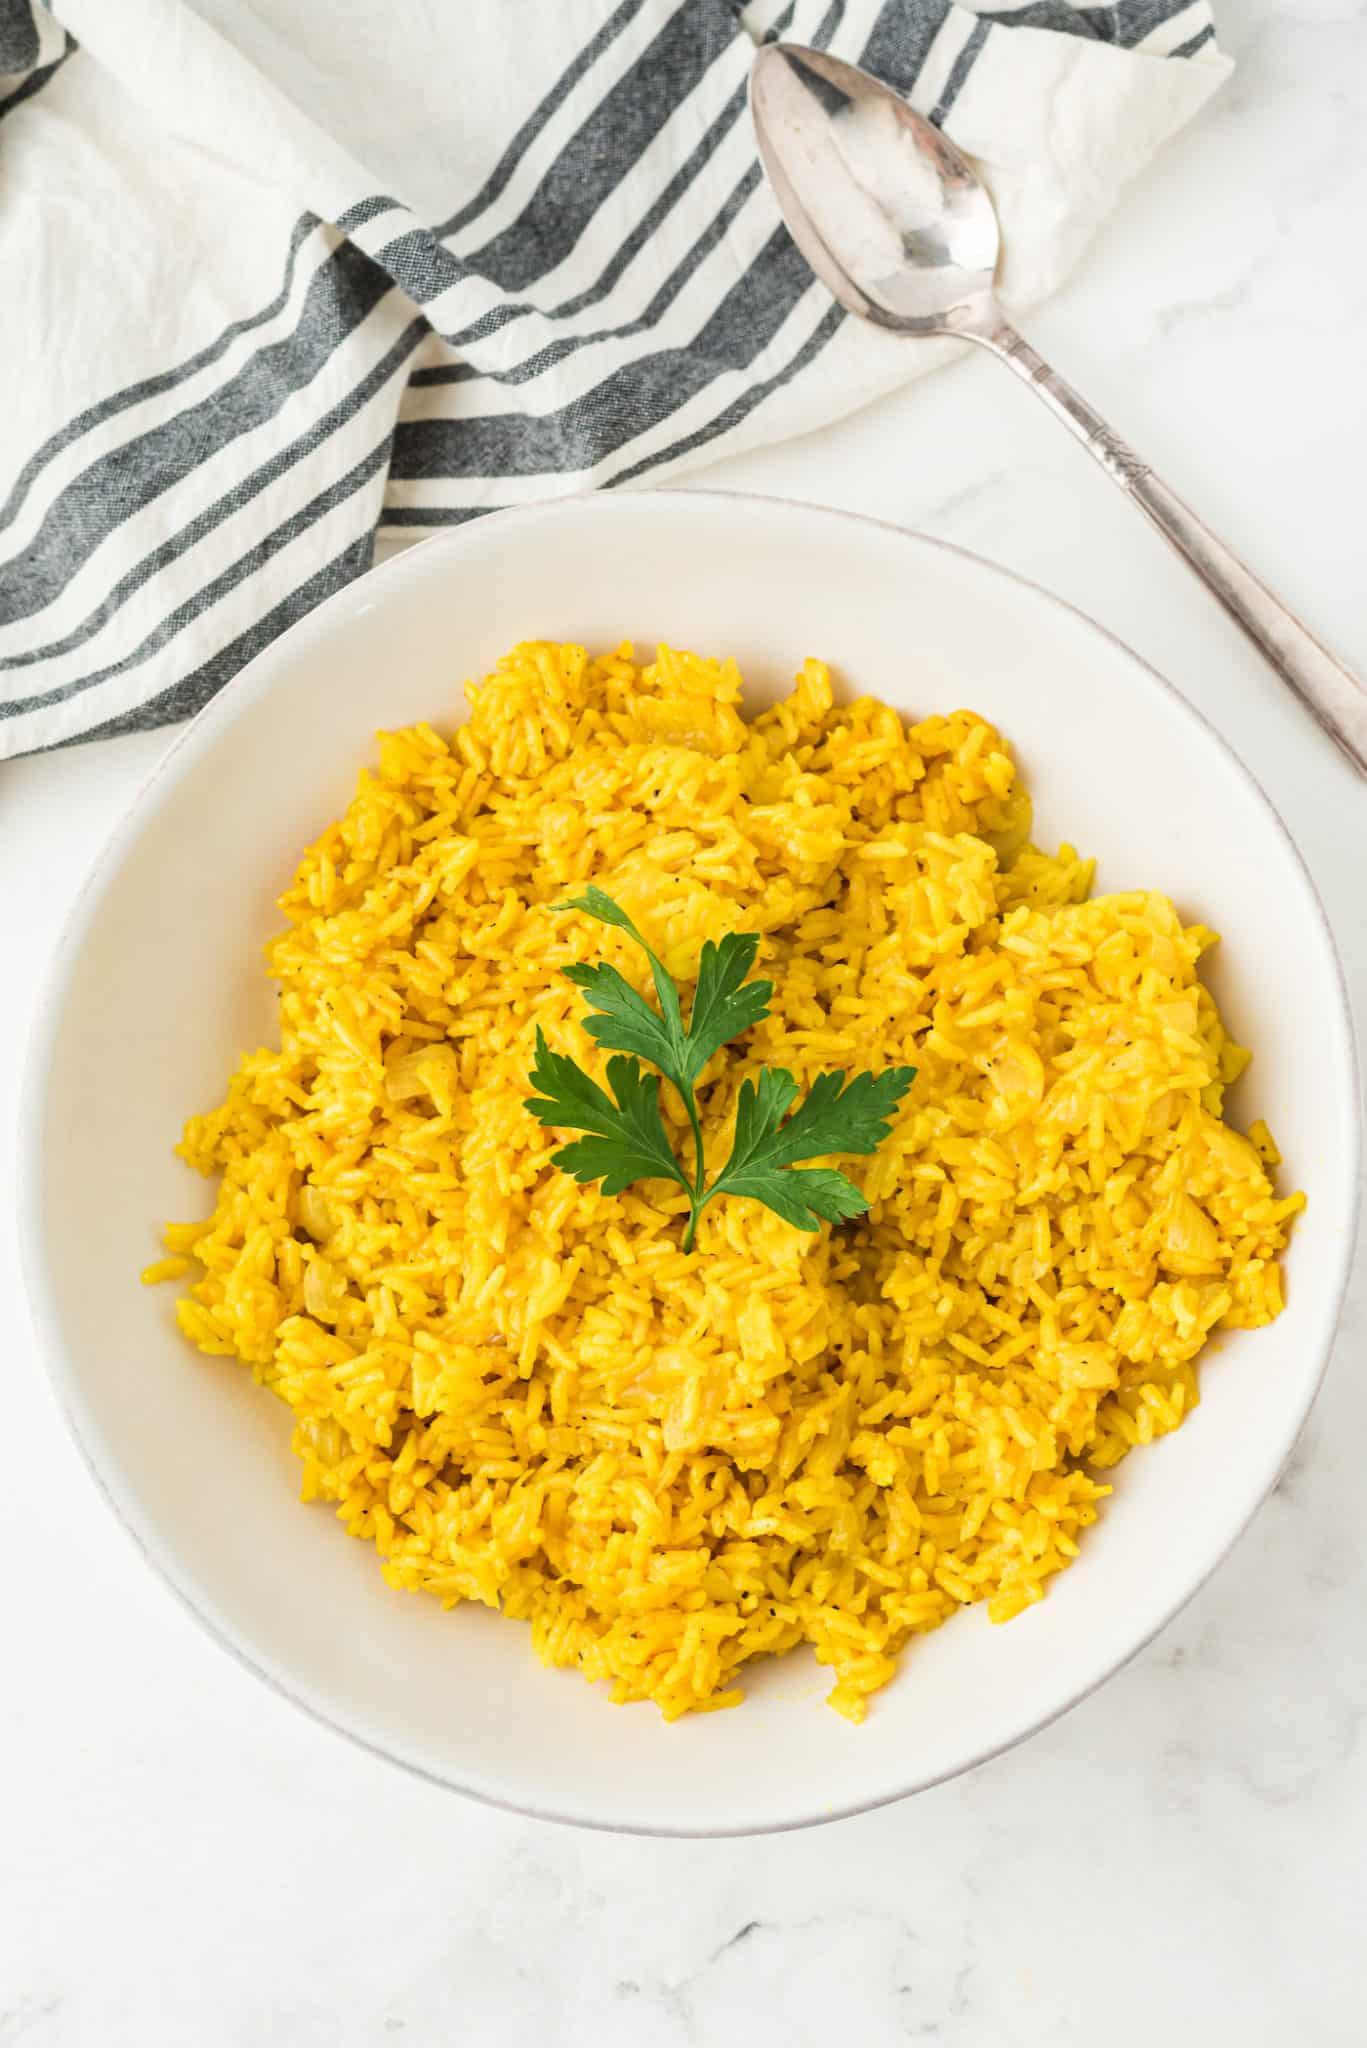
[1,0,1228,758]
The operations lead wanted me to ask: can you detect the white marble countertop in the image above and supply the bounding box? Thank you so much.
[4,3,1366,2040]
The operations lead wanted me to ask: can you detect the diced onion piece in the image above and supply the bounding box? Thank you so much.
[385,1043,459,1110]
[304,1254,349,1324]
[297,1185,337,1242]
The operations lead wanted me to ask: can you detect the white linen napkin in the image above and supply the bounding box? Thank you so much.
[0,0,1229,757]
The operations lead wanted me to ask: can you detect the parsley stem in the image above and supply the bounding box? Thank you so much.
[682,1088,707,1254]
[684,1093,706,1199]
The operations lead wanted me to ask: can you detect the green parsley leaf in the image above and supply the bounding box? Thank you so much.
[561,959,681,1078]
[703,1064,917,1235]
[558,887,689,1079]
[679,932,773,1088]
[708,1163,871,1234]
[526,1028,688,1198]
[724,1065,917,1174]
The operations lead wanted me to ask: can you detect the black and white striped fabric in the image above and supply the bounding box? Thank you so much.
[1,0,1227,757]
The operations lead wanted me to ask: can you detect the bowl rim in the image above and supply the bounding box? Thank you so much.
[18,487,1363,1837]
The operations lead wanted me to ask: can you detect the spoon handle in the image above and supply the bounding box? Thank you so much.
[979,317,1367,779]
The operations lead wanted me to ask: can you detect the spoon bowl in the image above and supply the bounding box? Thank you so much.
[750,43,998,335]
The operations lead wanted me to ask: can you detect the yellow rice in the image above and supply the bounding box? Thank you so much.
[149,641,1302,1721]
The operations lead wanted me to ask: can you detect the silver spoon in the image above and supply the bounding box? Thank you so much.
[750,42,1367,779]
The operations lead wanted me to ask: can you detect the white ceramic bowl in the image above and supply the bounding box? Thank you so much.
[21,492,1359,1836]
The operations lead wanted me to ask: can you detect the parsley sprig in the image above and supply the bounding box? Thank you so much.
[528,887,915,1252]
